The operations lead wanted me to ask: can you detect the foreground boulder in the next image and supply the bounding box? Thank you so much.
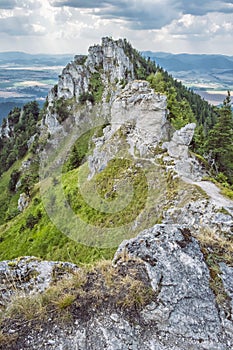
[0,222,232,350]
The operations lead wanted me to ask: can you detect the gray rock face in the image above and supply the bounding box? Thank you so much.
[2,225,232,349]
[163,199,233,236]
[162,123,207,180]
[17,193,29,212]
[162,122,196,159]
[0,257,78,309]
[0,117,11,138]
[87,37,135,84]
[0,109,23,138]
[44,37,137,134]
[57,61,90,100]
[88,80,168,177]
[111,80,167,137]
[114,225,225,345]
[219,263,233,316]
[55,37,134,104]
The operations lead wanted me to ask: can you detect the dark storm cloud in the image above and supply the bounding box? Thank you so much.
[182,0,233,16]
[49,0,233,30]
[50,0,180,29]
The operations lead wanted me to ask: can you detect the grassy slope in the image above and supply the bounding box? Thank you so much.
[0,162,22,226]
[0,148,209,265]
[0,167,115,264]
[0,134,232,316]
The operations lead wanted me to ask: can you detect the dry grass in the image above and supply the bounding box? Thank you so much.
[0,330,17,348]
[116,275,153,309]
[195,226,233,265]
[0,258,154,335]
[5,293,45,321]
[194,226,233,310]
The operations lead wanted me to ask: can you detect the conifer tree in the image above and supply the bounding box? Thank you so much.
[207,91,233,183]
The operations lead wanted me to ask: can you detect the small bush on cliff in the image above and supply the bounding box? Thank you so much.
[54,97,74,123]
[78,92,94,104]
[88,72,104,103]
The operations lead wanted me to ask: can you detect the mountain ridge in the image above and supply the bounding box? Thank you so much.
[0,37,232,350]
[0,50,232,125]
[143,51,233,71]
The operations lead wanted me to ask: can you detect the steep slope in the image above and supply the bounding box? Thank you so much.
[0,37,233,349]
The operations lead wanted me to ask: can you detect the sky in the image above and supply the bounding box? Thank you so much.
[0,0,233,55]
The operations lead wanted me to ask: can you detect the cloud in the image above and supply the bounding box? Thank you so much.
[0,1,47,36]
[0,16,45,36]
[181,1,233,16]
[49,0,124,9]
[167,12,233,39]
[49,0,233,30]
[0,0,232,55]
[50,0,181,29]
[0,0,17,9]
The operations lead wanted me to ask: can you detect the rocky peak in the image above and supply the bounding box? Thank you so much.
[54,37,135,104]
[87,37,134,83]
[44,37,140,134]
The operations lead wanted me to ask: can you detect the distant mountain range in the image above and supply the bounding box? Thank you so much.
[0,51,74,67]
[142,51,233,72]
[0,52,74,124]
[0,50,232,125]
[1,50,232,71]
[142,51,233,106]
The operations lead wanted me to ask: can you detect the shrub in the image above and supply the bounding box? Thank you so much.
[54,97,75,123]
[8,170,21,192]
[78,92,94,105]
[88,72,104,103]
[25,213,39,229]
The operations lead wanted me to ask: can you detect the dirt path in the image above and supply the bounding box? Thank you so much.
[183,177,233,215]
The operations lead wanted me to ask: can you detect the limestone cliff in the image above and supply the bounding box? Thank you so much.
[57,37,134,101]
[0,37,233,350]
[44,37,138,134]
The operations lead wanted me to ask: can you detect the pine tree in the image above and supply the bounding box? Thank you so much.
[207,91,233,183]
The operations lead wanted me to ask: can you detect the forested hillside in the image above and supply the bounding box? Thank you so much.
[146,69,233,185]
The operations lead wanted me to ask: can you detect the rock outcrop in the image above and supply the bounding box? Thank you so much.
[111,80,168,137]
[0,257,78,309]
[50,37,134,104]
[114,224,233,349]
[1,223,232,349]
[17,193,29,212]
[0,118,11,138]
[163,123,196,159]
[162,123,207,181]
[1,37,233,350]
[88,80,168,178]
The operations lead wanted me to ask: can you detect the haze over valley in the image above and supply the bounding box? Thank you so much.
[0,52,73,123]
[1,50,232,124]
[144,51,233,106]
